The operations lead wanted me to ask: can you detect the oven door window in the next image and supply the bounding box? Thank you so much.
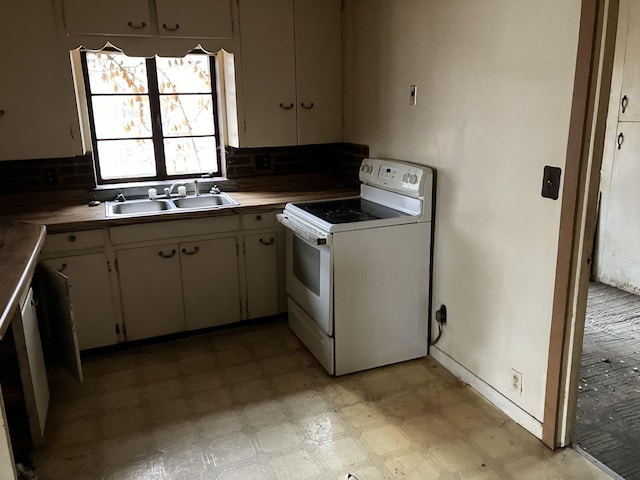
[292,235,321,296]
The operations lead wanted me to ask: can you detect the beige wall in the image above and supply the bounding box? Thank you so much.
[344,0,581,426]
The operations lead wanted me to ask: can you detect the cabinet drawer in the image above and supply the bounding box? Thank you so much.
[110,215,240,245]
[241,211,277,230]
[41,229,106,254]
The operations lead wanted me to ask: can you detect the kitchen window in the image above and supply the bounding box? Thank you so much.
[81,50,221,184]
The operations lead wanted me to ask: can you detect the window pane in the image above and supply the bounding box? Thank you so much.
[86,52,148,94]
[92,96,152,139]
[164,137,218,175]
[97,139,156,179]
[156,55,212,94]
[160,94,215,137]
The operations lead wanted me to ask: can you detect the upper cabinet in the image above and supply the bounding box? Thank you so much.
[620,0,640,121]
[61,0,233,39]
[239,0,342,147]
[0,0,82,161]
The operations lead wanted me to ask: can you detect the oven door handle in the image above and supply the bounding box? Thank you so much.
[277,214,329,246]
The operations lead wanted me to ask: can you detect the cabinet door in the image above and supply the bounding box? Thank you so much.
[180,237,241,330]
[239,0,297,147]
[42,254,118,350]
[244,232,279,319]
[0,0,80,160]
[156,0,232,38]
[294,0,342,144]
[117,245,185,340]
[14,288,49,447]
[620,0,640,121]
[62,0,152,36]
[598,122,640,289]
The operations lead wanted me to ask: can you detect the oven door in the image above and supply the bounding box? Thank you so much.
[284,228,333,336]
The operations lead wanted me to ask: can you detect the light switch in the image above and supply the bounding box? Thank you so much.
[410,85,417,106]
[541,166,562,200]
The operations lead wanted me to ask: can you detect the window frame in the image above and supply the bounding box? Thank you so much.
[80,50,222,185]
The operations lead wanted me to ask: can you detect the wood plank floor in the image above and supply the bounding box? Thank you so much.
[576,282,640,479]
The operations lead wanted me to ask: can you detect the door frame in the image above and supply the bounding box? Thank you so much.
[543,0,621,448]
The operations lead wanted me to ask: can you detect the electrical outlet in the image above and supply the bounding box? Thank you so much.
[256,154,271,171]
[511,369,523,395]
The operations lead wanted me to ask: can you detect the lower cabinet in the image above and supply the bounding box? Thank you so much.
[41,253,118,350]
[244,231,280,319]
[116,236,242,340]
[181,237,241,330]
[116,244,185,341]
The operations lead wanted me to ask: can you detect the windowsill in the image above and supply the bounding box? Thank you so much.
[89,176,232,201]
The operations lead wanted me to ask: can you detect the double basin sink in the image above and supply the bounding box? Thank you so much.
[106,192,239,217]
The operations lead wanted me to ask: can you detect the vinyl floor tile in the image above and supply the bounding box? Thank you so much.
[31,320,614,480]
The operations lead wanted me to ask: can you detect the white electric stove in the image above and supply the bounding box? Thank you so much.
[277,158,434,375]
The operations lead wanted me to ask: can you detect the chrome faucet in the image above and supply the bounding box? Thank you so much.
[193,179,200,197]
[164,183,177,198]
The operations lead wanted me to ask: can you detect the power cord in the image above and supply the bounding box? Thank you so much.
[430,304,447,345]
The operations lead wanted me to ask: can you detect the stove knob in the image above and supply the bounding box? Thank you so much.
[409,174,418,185]
[360,163,367,172]
[402,173,410,183]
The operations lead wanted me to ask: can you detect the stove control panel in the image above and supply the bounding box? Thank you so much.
[360,158,432,197]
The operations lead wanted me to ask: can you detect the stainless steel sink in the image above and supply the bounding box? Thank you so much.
[108,199,174,216]
[172,193,238,209]
[105,193,239,217]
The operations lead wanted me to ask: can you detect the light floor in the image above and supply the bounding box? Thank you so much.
[33,320,612,480]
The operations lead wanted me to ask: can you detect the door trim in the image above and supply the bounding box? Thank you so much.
[543,0,619,448]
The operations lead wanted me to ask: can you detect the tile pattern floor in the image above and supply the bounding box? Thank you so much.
[32,320,613,479]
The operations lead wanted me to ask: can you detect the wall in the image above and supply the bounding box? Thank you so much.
[344,0,581,432]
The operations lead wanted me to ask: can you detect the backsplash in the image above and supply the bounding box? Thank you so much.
[0,143,368,194]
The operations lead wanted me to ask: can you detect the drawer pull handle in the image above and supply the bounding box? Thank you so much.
[58,263,68,273]
[158,249,177,258]
[68,234,77,242]
[622,94,629,114]
[0,109,5,118]
[300,102,314,110]
[181,246,199,256]
[162,23,180,31]
[127,21,147,29]
[279,102,294,110]
[259,238,275,246]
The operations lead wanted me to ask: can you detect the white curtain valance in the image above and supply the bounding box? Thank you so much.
[63,36,237,58]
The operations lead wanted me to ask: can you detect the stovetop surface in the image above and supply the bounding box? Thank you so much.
[291,197,409,225]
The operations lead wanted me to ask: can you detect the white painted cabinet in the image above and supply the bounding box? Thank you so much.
[0,0,81,160]
[181,237,242,330]
[61,0,233,39]
[117,244,185,341]
[41,254,118,350]
[619,0,640,121]
[244,232,280,318]
[239,0,342,147]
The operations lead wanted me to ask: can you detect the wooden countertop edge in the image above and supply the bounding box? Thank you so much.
[0,223,46,339]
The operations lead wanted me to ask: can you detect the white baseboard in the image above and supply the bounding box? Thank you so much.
[430,347,544,439]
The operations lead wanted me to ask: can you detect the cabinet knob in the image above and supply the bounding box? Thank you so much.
[162,23,181,31]
[259,238,275,246]
[68,234,77,242]
[58,263,68,273]
[0,109,5,118]
[256,215,262,221]
[300,102,315,110]
[279,103,294,110]
[127,21,147,29]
